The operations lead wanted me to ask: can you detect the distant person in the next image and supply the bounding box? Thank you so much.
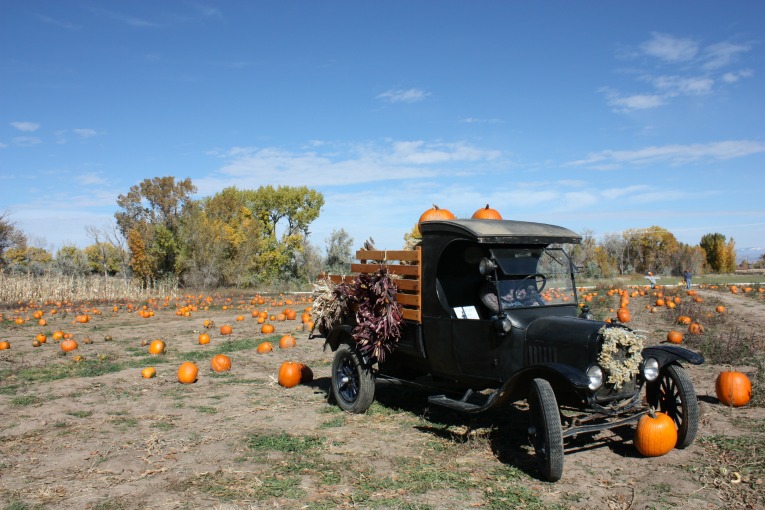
[683,269,692,290]
[645,272,657,289]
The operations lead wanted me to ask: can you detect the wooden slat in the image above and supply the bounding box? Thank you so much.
[351,263,419,277]
[324,274,355,285]
[395,293,419,306]
[402,308,421,321]
[356,249,420,262]
[394,279,420,292]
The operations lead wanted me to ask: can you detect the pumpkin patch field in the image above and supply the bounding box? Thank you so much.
[1,286,764,509]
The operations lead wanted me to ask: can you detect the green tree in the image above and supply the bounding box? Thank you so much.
[324,229,353,275]
[700,233,736,273]
[0,212,26,268]
[628,226,679,274]
[84,243,124,276]
[115,176,197,281]
[55,245,89,275]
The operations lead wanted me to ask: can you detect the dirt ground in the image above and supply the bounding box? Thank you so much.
[1,286,763,510]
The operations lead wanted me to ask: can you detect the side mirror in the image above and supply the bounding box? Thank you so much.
[479,257,497,276]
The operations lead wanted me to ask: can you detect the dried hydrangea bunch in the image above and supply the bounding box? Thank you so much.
[597,325,644,389]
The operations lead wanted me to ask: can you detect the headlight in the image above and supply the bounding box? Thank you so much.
[586,365,603,391]
[495,317,513,334]
[643,358,659,381]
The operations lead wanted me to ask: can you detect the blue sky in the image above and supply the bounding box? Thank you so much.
[1,1,764,260]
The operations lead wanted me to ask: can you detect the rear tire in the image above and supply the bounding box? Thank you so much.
[331,343,375,413]
[528,378,564,482]
[646,364,698,448]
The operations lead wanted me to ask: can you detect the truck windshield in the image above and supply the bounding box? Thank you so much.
[490,247,577,308]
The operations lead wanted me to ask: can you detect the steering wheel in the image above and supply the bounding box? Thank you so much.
[513,274,548,303]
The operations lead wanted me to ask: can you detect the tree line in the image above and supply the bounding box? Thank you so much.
[0,176,753,288]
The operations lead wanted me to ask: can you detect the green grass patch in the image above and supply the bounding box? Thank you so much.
[1,354,171,384]
[10,395,43,407]
[246,432,325,454]
[184,335,279,361]
[67,410,94,418]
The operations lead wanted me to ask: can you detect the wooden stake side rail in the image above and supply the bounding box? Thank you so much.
[323,248,422,323]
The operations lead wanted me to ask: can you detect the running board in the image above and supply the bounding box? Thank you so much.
[428,389,503,413]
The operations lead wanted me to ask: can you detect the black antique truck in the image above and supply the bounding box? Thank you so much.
[321,219,703,481]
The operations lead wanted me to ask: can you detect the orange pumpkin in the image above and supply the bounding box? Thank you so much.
[688,322,702,335]
[417,204,455,233]
[666,331,683,344]
[261,324,275,334]
[299,363,314,384]
[210,354,232,373]
[715,371,752,407]
[278,361,302,388]
[141,367,157,379]
[198,333,211,345]
[148,339,166,355]
[715,305,725,314]
[256,342,274,354]
[634,410,677,457]
[471,204,502,220]
[279,334,296,349]
[35,333,47,344]
[177,361,199,384]
[0,341,10,350]
[60,339,78,352]
[616,307,631,323]
[220,325,233,335]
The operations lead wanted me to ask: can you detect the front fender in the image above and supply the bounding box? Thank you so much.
[324,324,354,352]
[501,362,590,401]
[642,345,704,368]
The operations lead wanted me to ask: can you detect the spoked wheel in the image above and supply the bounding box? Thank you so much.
[646,364,698,448]
[528,378,564,482]
[331,343,375,413]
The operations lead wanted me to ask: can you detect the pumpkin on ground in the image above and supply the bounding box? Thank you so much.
[256,342,274,354]
[220,325,233,335]
[278,361,302,388]
[471,204,502,220]
[198,333,211,345]
[616,307,631,323]
[177,362,199,384]
[634,409,677,457]
[148,339,166,355]
[60,339,78,352]
[0,341,10,350]
[141,367,157,379]
[279,334,296,349]
[299,363,314,384]
[261,324,275,334]
[210,354,232,373]
[666,330,683,344]
[715,371,752,407]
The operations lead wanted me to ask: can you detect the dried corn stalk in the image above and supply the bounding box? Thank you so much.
[311,277,351,336]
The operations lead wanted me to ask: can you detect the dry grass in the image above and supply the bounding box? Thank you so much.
[0,273,178,304]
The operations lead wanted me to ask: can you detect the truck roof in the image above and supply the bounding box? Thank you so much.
[419,219,582,245]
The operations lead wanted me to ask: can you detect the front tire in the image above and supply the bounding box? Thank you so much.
[331,343,375,413]
[528,378,564,482]
[646,364,698,448]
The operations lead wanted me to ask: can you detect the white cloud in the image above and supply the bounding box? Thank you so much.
[195,139,504,200]
[377,88,430,104]
[73,128,98,139]
[77,172,107,185]
[11,121,40,132]
[721,69,753,83]
[568,140,765,169]
[601,88,664,112]
[702,41,750,71]
[12,136,41,147]
[652,75,714,95]
[640,33,698,62]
